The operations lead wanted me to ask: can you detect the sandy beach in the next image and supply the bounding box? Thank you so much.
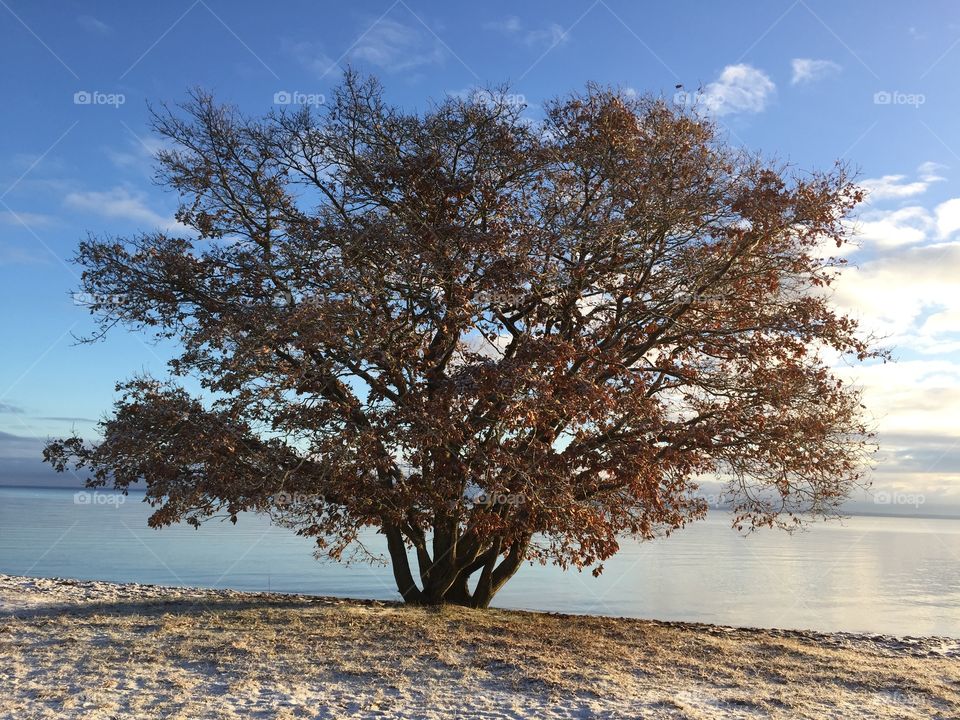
[1,574,958,719]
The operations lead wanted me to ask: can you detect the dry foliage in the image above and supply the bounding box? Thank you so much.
[45,73,881,606]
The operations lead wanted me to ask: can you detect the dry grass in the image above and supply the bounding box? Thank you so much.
[1,576,958,718]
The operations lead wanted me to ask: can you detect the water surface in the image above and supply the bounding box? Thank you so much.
[2,486,958,636]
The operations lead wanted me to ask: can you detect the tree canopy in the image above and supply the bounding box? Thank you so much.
[45,73,880,607]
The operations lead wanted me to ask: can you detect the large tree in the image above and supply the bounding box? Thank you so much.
[45,73,879,608]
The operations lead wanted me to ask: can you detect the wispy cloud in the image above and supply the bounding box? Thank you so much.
[830,236,960,505]
[484,16,522,34]
[106,136,170,171]
[0,430,45,460]
[35,416,99,423]
[853,206,933,248]
[350,18,445,72]
[0,403,24,414]
[0,242,48,266]
[860,162,946,201]
[285,39,339,79]
[935,198,960,238]
[64,186,183,232]
[483,16,569,49]
[0,210,58,227]
[700,64,775,116]
[835,236,960,350]
[77,15,111,34]
[790,58,841,85]
[917,161,947,182]
[861,177,933,200]
[846,164,955,250]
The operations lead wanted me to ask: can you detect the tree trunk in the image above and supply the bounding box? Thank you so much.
[386,529,530,609]
[384,525,424,604]
[469,536,528,608]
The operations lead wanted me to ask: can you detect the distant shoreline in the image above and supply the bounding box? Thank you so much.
[1,573,957,719]
[3,483,958,520]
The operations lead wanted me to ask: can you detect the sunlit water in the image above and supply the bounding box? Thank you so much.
[1,486,958,636]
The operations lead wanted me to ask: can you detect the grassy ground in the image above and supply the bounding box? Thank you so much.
[1,575,958,718]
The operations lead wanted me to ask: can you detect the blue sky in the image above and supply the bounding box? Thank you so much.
[1,0,960,512]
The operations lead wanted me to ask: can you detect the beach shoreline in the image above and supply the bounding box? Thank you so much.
[2,574,958,718]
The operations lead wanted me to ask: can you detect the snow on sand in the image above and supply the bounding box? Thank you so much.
[1,574,958,718]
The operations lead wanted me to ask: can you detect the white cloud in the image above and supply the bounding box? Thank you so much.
[64,187,183,232]
[285,40,339,79]
[824,175,960,506]
[77,15,110,34]
[860,175,930,200]
[935,197,960,238]
[859,162,946,201]
[489,16,522,34]
[700,64,775,116]
[833,239,960,352]
[917,161,947,182]
[834,356,960,504]
[484,16,569,48]
[829,300,960,503]
[524,23,567,48]
[106,136,170,171]
[0,242,47,265]
[835,360,960,437]
[852,206,933,248]
[920,308,960,338]
[350,18,445,72]
[0,210,58,228]
[790,58,841,85]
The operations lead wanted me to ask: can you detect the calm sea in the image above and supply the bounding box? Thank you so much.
[1,486,958,637]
